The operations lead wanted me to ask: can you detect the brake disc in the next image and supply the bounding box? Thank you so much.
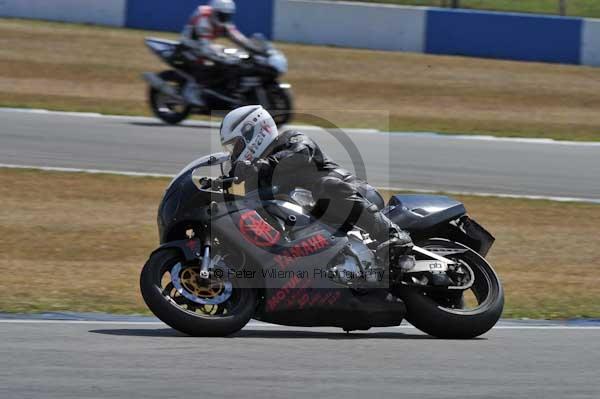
[170,263,233,305]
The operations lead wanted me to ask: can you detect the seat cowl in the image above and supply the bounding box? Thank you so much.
[383,194,467,232]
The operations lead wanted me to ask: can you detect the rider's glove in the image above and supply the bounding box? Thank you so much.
[232,160,256,181]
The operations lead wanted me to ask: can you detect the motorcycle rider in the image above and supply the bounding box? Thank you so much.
[180,0,267,106]
[219,105,415,283]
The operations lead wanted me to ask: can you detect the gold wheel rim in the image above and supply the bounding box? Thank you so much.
[179,267,225,298]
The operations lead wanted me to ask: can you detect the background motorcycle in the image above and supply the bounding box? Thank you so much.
[142,36,293,126]
[140,154,504,338]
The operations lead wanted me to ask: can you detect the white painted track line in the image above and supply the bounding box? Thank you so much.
[2,163,599,204]
[0,163,174,178]
[1,319,599,330]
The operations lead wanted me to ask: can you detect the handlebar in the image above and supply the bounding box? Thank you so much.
[214,176,238,184]
[193,175,238,192]
[211,176,238,191]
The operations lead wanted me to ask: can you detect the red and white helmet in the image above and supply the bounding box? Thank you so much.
[220,105,278,163]
[210,0,236,27]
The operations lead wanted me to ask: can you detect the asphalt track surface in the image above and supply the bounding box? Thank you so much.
[1,109,600,201]
[1,315,599,399]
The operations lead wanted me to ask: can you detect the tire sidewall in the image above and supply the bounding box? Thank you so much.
[399,239,504,339]
[267,85,293,126]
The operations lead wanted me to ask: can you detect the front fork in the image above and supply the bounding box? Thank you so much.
[199,243,211,279]
[198,236,212,280]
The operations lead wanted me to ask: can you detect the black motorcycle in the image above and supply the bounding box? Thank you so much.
[140,153,504,338]
[142,37,293,126]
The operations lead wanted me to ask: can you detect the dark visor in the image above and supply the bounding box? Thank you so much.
[216,12,232,23]
[224,137,246,160]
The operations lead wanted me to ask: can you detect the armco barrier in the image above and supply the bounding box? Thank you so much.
[273,0,426,52]
[124,0,274,38]
[0,0,127,26]
[425,9,582,64]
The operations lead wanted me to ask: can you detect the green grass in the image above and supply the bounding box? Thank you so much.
[1,168,600,319]
[333,0,600,18]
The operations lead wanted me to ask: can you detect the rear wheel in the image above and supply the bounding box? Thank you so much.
[140,248,256,336]
[149,70,191,125]
[398,239,504,339]
[266,85,293,126]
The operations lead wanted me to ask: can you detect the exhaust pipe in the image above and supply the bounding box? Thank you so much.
[142,72,183,101]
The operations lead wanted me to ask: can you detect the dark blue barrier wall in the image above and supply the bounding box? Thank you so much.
[425,9,582,64]
[125,0,274,38]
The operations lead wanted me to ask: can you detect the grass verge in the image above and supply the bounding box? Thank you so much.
[1,18,600,141]
[1,168,599,319]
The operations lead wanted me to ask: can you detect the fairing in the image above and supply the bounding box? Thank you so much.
[158,153,231,242]
[145,38,179,62]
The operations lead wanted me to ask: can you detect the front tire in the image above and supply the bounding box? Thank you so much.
[140,248,257,336]
[399,239,504,339]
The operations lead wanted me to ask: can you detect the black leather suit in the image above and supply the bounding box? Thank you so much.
[232,130,398,243]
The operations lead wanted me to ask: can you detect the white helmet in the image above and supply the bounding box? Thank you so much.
[210,0,236,26]
[220,105,278,163]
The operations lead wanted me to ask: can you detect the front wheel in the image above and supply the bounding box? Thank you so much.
[398,239,504,339]
[140,248,257,336]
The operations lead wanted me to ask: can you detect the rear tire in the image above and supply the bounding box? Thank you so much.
[140,248,257,336]
[399,239,504,339]
[148,70,191,125]
[267,85,293,126]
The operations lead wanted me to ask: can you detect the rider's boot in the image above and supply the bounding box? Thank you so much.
[352,229,414,290]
